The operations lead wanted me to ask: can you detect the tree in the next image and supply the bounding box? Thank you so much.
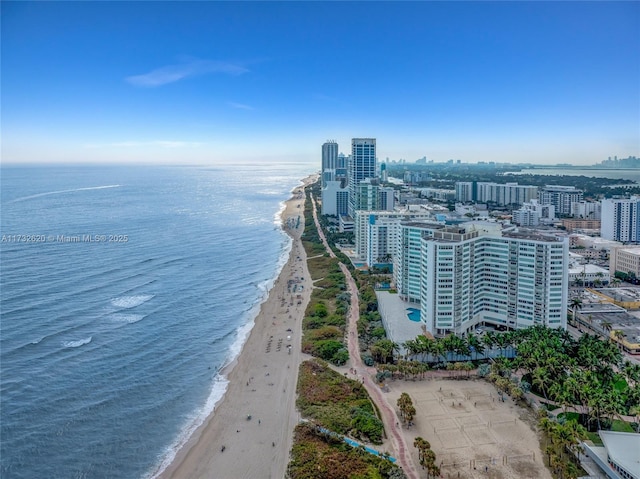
[397,392,416,424]
[570,297,582,326]
[413,436,438,476]
[371,339,397,364]
[613,330,626,352]
[466,334,485,360]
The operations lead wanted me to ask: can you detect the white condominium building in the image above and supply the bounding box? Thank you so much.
[601,196,640,243]
[455,182,538,206]
[395,222,442,303]
[321,180,349,217]
[354,209,434,266]
[413,225,568,336]
[512,199,555,226]
[477,182,538,206]
[571,200,601,220]
[539,185,583,216]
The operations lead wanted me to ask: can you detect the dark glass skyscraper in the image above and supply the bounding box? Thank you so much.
[348,138,376,217]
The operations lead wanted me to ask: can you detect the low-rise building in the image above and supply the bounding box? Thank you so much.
[610,246,640,279]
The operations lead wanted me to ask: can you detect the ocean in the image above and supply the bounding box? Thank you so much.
[0,163,314,479]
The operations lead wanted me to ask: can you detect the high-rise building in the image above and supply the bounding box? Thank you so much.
[423,227,568,335]
[394,222,440,303]
[455,182,475,203]
[321,141,339,187]
[512,199,555,226]
[321,180,349,217]
[348,138,377,217]
[391,223,568,335]
[601,196,640,243]
[539,185,583,216]
[455,181,537,206]
[571,201,601,220]
[476,182,538,206]
[353,209,434,265]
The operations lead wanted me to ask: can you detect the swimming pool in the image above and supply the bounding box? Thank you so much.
[407,308,421,322]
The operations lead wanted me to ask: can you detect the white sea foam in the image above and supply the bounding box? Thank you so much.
[111,313,145,324]
[110,295,154,309]
[146,235,293,479]
[8,185,121,203]
[273,199,287,226]
[63,337,92,348]
[30,337,44,345]
[145,374,230,479]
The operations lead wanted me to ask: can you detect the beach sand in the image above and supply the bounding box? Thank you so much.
[385,378,551,479]
[159,176,316,479]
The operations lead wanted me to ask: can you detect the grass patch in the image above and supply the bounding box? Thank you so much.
[297,359,385,445]
[287,422,404,479]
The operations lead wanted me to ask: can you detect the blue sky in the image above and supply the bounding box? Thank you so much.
[2,1,639,165]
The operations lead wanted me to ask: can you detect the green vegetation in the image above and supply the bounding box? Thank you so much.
[385,163,640,199]
[296,359,385,445]
[300,183,349,366]
[514,326,639,431]
[396,393,416,425]
[287,422,406,479]
[413,437,440,478]
[539,413,587,479]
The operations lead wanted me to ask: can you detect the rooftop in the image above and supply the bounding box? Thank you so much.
[600,431,640,479]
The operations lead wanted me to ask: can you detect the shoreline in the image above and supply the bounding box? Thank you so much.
[158,174,317,479]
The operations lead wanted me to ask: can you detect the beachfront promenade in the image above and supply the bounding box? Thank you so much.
[310,194,420,479]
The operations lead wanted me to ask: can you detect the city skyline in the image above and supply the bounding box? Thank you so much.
[2,1,639,166]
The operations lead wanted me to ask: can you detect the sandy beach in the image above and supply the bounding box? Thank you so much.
[160,176,316,479]
[385,378,550,479]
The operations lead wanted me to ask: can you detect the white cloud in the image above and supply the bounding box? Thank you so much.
[126,59,248,87]
[228,101,254,110]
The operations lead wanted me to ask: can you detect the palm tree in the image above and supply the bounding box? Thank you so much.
[413,436,431,468]
[482,331,496,354]
[570,297,582,326]
[466,334,484,360]
[601,321,612,341]
[397,392,415,424]
[595,272,604,288]
[613,330,625,352]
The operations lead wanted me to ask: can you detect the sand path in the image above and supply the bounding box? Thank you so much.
[310,195,419,479]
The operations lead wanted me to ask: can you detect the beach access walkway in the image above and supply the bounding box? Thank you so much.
[310,195,420,479]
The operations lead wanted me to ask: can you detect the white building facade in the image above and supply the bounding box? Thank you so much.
[321,180,349,217]
[539,185,583,216]
[417,226,568,336]
[476,182,538,206]
[354,209,434,266]
[601,196,640,243]
[512,199,555,226]
[571,200,601,220]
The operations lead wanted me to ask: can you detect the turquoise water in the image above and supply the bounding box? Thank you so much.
[316,426,396,463]
[407,308,421,322]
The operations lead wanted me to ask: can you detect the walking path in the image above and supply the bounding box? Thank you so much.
[310,195,419,479]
